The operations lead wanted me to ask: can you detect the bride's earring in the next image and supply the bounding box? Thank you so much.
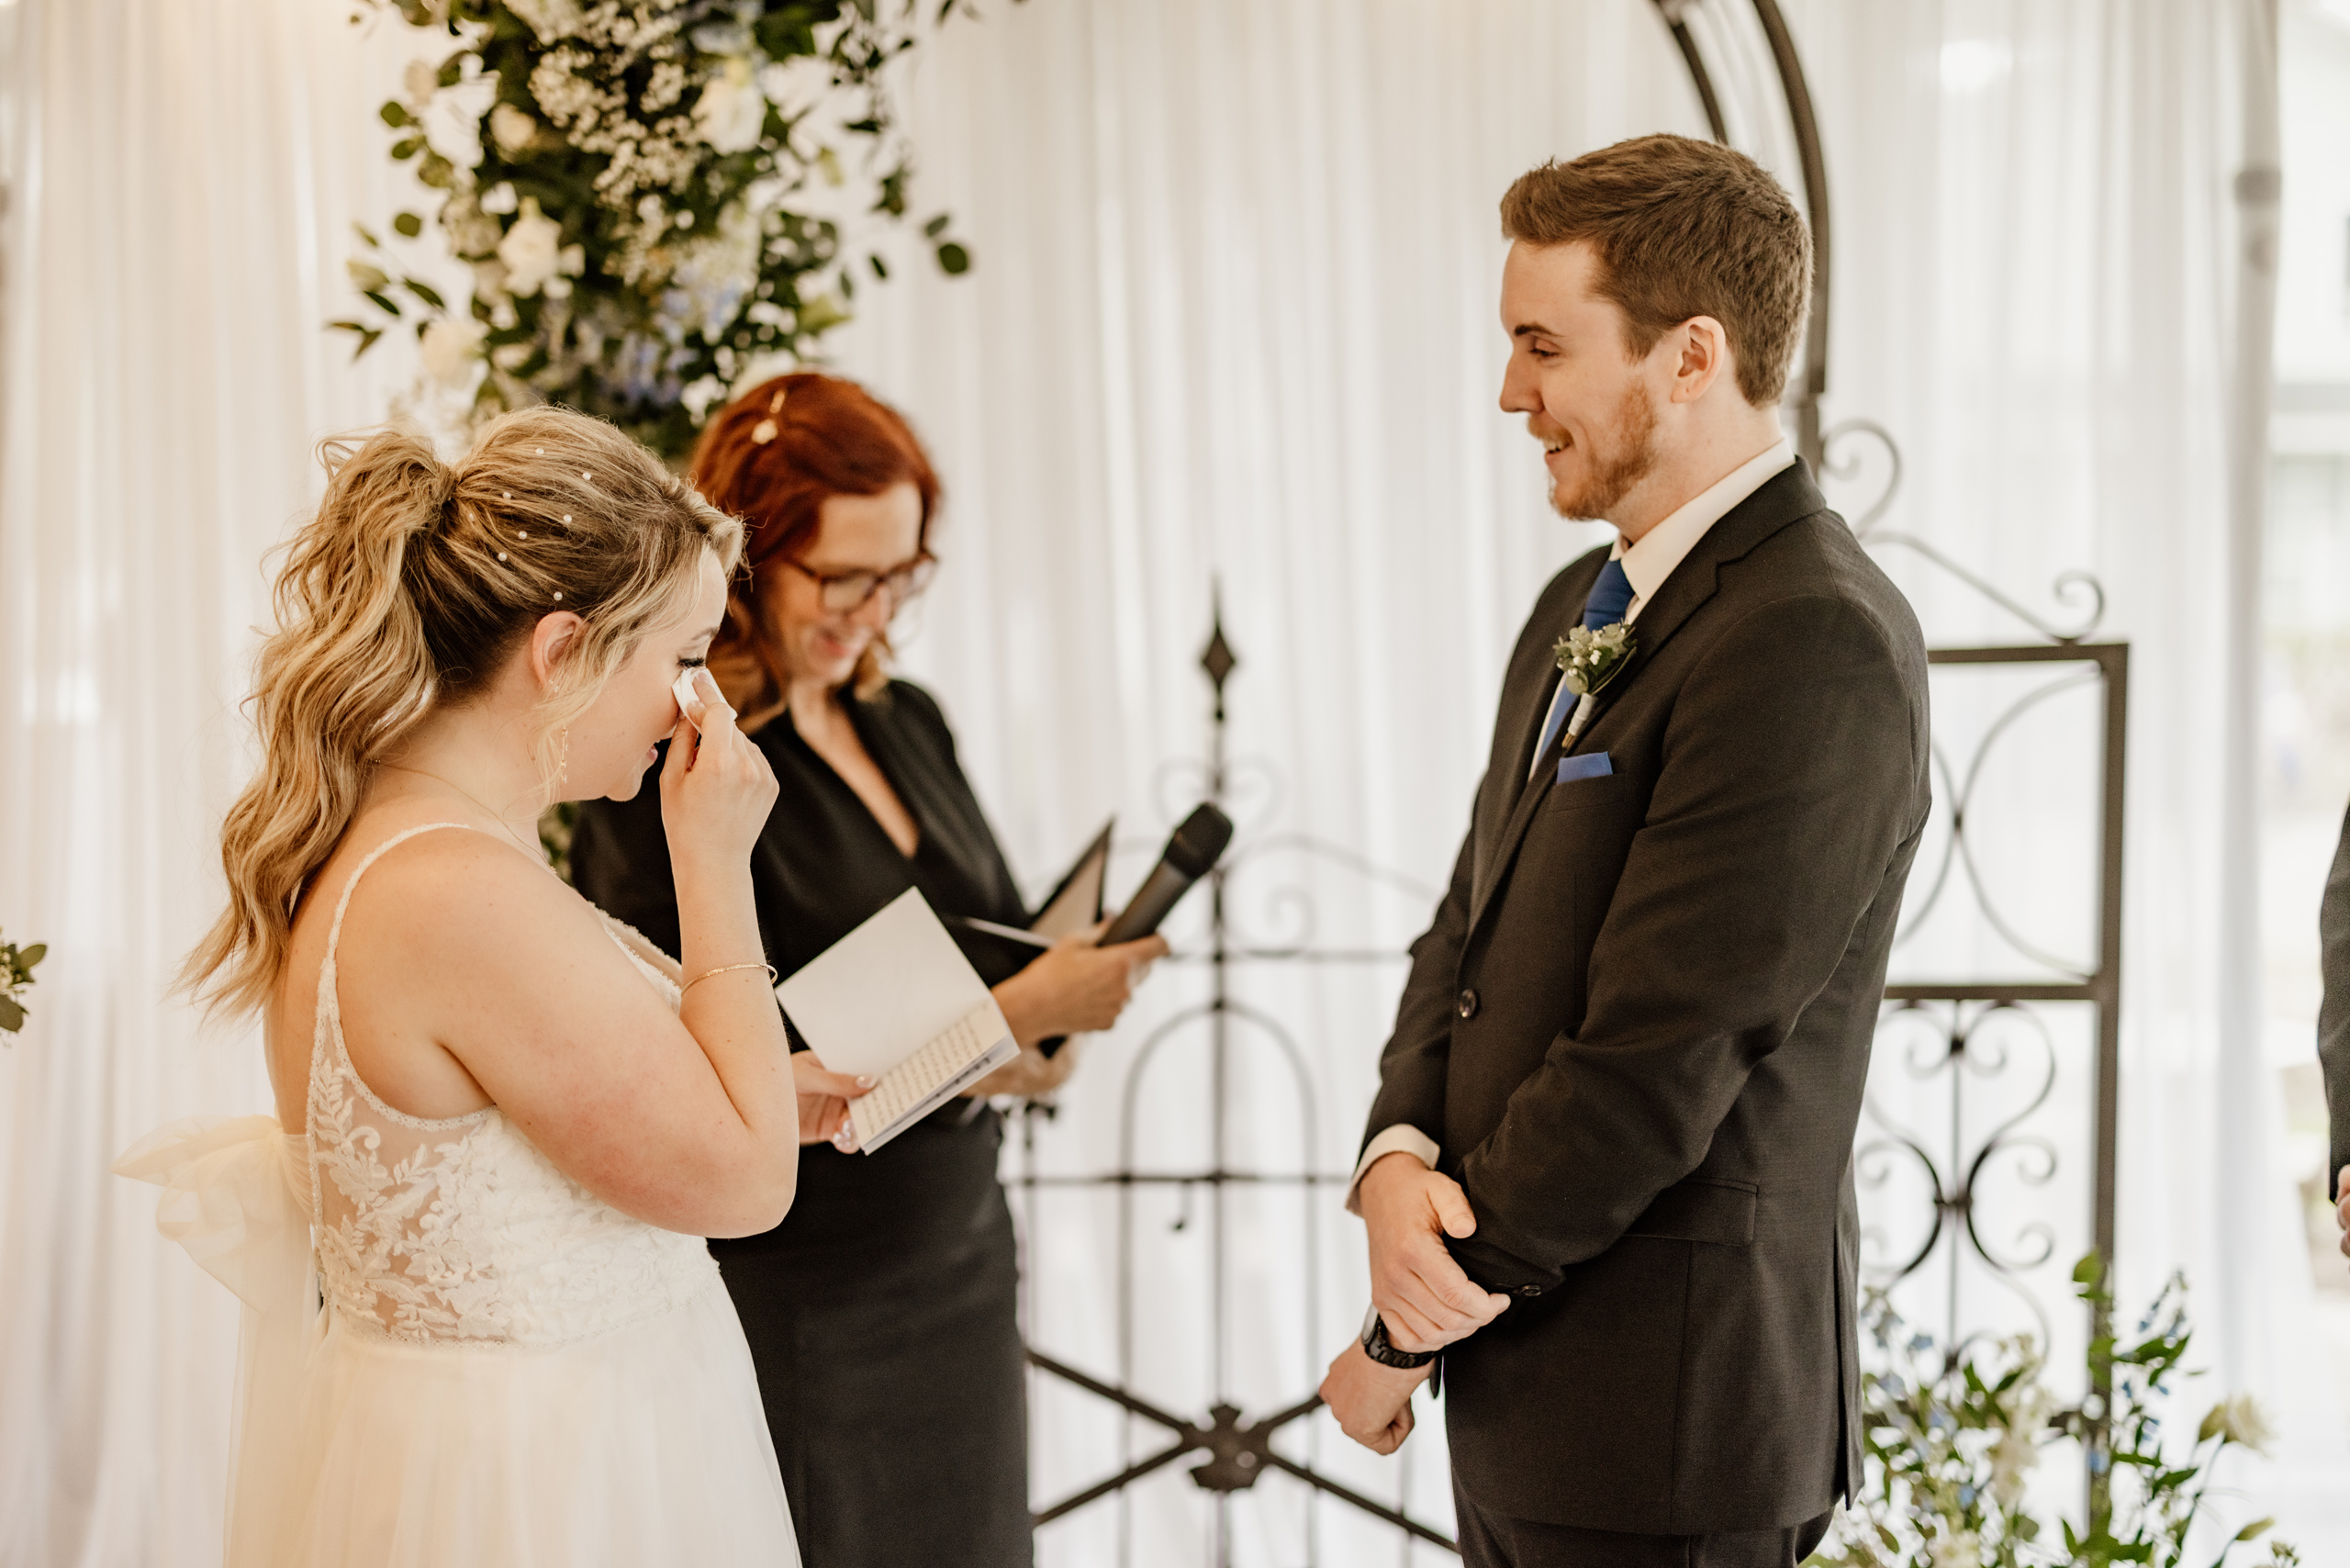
[555,728,570,787]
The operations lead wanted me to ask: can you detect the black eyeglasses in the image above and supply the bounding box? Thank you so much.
[780,553,938,614]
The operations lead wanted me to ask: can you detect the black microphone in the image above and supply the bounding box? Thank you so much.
[1098,803,1234,946]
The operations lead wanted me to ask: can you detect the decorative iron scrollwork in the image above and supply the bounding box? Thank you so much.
[1014,601,1456,1562]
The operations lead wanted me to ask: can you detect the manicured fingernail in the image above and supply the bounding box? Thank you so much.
[856,1075,876,1088]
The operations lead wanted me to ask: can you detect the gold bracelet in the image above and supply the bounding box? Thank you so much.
[680,961,778,997]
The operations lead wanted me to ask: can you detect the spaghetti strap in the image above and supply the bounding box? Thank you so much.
[307,823,494,1230]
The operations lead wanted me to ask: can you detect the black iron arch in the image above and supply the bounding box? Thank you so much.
[1645,0,1833,469]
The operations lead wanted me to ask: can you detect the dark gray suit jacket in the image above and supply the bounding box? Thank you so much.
[2319,801,2350,1202]
[1363,462,1930,1535]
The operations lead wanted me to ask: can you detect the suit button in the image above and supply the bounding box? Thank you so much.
[1516,1284,1544,1298]
[1456,989,1480,1019]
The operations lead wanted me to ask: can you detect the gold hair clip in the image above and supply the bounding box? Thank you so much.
[750,386,787,444]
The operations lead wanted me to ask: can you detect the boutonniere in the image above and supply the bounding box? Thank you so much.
[1553,622,1636,703]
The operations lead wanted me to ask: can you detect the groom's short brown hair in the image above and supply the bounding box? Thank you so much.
[1501,135,1810,407]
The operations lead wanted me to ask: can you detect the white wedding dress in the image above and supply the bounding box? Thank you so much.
[117,823,800,1567]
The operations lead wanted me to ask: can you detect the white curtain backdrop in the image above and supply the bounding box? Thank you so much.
[3,1,2338,1565]
[0,3,439,1560]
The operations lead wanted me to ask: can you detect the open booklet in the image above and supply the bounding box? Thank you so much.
[774,888,1019,1154]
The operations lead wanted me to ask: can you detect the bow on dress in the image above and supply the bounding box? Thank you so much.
[116,1115,318,1566]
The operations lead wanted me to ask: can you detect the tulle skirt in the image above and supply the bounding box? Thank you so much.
[271,1282,798,1567]
[116,1117,799,1568]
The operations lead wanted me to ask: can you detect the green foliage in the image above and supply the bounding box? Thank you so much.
[0,928,47,1036]
[537,801,578,883]
[1818,1259,2296,1568]
[346,0,994,458]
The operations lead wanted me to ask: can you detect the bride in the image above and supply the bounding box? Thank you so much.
[117,407,866,1565]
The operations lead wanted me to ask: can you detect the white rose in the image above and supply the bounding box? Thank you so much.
[489,103,538,158]
[420,316,488,388]
[693,56,767,154]
[497,196,565,296]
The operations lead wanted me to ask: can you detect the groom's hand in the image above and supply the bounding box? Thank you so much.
[1360,1152,1512,1352]
[1320,1340,1428,1454]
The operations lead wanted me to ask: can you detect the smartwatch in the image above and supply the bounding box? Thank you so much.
[1360,1305,1438,1369]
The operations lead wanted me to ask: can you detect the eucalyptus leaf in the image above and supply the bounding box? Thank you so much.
[935,241,970,275]
[392,211,424,239]
[18,944,44,969]
[0,996,22,1033]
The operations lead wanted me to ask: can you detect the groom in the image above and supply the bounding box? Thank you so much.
[1320,136,1930,1567]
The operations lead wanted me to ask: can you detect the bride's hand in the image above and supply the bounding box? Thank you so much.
[793,1052,872,1148]
[660,670,778,877]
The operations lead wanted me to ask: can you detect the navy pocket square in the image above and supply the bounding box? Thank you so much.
[1557,752,1613,785]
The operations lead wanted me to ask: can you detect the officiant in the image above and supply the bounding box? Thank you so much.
[570,372,1166,1567]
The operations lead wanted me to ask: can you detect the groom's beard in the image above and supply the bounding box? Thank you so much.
[1546,381,1660,522]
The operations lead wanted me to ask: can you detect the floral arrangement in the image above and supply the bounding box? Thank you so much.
[343,0,979,457]
[0,928,45,1037]
[1822,1256,2297,1568]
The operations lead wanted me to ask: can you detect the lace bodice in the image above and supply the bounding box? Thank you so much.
[306,823,719,1350]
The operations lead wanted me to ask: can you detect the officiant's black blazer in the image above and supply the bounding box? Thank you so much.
[1363,461,1930,1535]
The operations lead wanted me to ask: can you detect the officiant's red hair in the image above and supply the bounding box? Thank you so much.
[693,373,940,724]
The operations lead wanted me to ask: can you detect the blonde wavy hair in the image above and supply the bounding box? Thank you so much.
[183,407,743,1017]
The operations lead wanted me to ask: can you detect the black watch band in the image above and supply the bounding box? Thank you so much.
[1360,1305,1438,1369]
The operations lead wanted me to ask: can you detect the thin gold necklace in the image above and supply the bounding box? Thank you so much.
[378,763,552,871]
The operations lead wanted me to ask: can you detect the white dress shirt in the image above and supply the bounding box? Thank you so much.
[1348,438,1796,1213]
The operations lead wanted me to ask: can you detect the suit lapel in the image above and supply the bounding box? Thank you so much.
[1465,461,1830,938]
[1472,558,1605,902]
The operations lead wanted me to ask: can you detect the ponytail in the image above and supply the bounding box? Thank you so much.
[183,409,741,1015]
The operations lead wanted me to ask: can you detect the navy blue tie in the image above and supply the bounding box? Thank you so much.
[1533,559,1635,771]
[1582,558,1634,631]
